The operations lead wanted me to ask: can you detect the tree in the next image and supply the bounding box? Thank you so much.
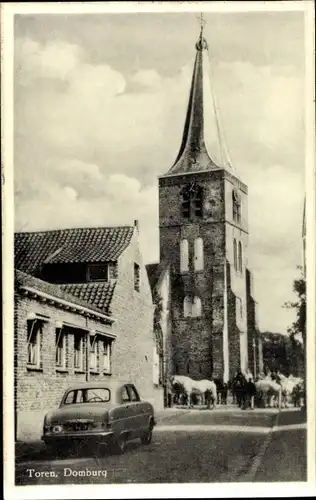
[152,289,163,331]
[284,269,306,345]
[283,267,306,377]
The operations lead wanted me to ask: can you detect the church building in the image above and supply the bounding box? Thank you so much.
[147,24,262,389]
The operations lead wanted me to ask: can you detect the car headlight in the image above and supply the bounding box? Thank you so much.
[52,425,63,433]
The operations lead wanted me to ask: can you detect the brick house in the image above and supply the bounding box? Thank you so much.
[14,221,163,441]
[146,28,263,387]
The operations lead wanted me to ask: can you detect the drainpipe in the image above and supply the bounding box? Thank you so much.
[86,318,90,382]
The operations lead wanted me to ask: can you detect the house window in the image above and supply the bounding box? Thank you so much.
[90,336,98,371]
[55,328,66,368]
[74,335,84,370]
[233,239,238,271]
[232,190,241,224]
[87,263,108,282]
[134,263,140,292]
[192,296,202,317]
[194,237,204,271]
[180,239,189,273]
[238,241,243,273]
[181,183,203,219]
[27,320,42,367]
[102,340,111,373]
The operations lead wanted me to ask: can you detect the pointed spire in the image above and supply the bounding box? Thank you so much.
[165,20,234,176]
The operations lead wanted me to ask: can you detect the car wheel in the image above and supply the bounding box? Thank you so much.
[111,434,127,455]
[141,422,153,445]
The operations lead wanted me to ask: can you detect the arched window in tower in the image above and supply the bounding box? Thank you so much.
[180,239,189,273]
[194,237,204,271]
[232,190,241,224]
[192,296,202,317]
[183,296,192,318]
[233,239,238,271]
[238,241,243,273]
[181,186,191,218]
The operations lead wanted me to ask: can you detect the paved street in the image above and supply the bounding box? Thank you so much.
[15,408,307,485]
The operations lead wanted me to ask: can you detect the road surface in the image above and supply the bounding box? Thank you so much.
[15,408,307,485]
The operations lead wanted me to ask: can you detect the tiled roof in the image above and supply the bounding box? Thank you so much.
[60,282,116,313]
[14,226,134,275]
[15,270,113,317]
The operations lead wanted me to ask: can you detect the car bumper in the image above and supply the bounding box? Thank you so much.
[41,430,113,443]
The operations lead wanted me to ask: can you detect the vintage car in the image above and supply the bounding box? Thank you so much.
[41,382,156,455]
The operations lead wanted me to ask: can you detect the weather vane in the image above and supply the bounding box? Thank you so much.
[197,12,206,34]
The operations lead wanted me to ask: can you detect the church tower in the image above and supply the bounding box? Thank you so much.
[159,23,249,382]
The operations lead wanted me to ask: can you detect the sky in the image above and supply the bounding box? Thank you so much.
[14,10,306,335]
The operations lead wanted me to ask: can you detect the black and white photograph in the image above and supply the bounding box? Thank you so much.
[2,1,316,498]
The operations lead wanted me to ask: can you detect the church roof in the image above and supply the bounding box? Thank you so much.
[164,28,234,177]
[15,226,134,276]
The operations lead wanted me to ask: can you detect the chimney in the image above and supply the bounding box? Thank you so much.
[134,219,139,231]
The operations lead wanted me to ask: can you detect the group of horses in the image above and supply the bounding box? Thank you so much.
[169,372,305,411]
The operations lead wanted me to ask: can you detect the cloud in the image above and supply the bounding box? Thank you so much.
[14,35,305,335]
[15,38,83,84]
[131,69,162,89]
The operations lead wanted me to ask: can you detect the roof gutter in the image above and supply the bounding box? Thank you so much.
[20,285,116,324]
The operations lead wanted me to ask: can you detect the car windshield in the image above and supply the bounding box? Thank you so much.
[64,388,111,405]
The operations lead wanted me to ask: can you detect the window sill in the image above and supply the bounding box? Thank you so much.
[26,364,43,372]
[74,369,85,374]
[103,371,112,376]
[56,368,69,374]
[90,370,100,375]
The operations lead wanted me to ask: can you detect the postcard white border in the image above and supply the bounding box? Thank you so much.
[2,1,316,499]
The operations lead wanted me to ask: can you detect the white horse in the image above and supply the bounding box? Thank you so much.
[170,375,217,409]
[278,374,300,408]
[255,375,282,409]
[193,379,217,409]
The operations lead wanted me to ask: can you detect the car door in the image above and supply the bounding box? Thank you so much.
[126,384,145,436]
